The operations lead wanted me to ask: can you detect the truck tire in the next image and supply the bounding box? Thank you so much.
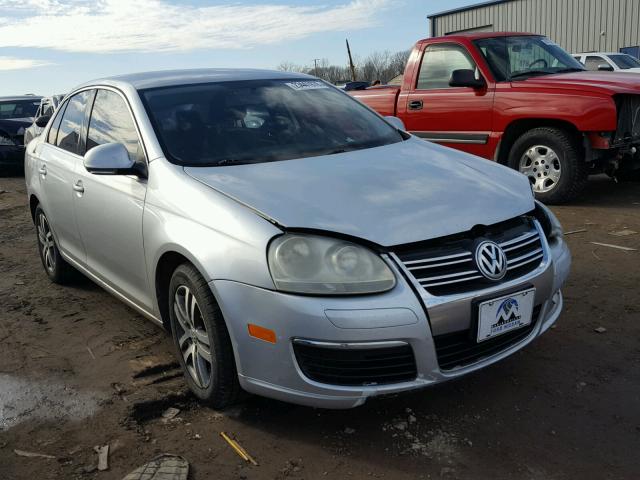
[508,127,588,204]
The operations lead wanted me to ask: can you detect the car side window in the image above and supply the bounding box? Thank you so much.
[585,56,605,71]
[87,89,145,165]
[56,91,91,154]
[46,100,67,145]
[416,44,476,90]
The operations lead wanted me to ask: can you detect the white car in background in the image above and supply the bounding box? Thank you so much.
[23,95,65,145]
[573,52,640,73]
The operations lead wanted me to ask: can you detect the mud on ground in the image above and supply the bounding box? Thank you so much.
[1,174,639,479]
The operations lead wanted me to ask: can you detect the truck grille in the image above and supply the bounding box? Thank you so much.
[613,94,640,145]
[433,305,541,370]
[394,216,544,296]
[293,342,417,386]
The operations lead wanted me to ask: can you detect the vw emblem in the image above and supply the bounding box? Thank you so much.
[475,240,507,280]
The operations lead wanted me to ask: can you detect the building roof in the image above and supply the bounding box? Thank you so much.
[428,0,513,19]
[78,68,313,91]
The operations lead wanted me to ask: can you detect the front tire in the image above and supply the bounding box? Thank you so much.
[34,205,74,284]
[508,127,588,204]
[168,263,240,408]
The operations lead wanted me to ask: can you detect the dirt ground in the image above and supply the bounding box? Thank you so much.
[1,173,639,480]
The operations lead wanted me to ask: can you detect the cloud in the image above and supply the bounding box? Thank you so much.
[0,56,51,70]
[0,0,389,53]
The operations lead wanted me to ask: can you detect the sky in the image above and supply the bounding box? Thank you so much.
[0,0,488,95]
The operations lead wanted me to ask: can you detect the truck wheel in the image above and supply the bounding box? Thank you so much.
[168,263,240,408]
[508,127,587,204]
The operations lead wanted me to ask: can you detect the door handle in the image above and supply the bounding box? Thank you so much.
[408,100,423,111]
[73,180,84,193]
[38,165,47,176]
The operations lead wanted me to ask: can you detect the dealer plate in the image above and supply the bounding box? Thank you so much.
[476,288,536,343]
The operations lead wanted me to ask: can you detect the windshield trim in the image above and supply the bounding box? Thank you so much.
[139,78,406,168]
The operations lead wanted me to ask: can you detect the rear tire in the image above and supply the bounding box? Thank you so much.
[508,127,588,204]
[34,205,74,284]
[168,263,240,408]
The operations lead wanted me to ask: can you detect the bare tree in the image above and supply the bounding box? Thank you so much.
[277,47,411,85]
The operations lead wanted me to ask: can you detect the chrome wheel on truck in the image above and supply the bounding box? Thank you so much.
[519,145,562,194]
[509,127,588,204]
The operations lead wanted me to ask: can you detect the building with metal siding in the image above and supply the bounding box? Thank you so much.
[428,0,640,58]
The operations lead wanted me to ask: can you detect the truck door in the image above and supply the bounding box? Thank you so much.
[400,42,495,159]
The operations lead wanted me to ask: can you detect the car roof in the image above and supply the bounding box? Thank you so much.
[573,52,626,56]
[421,31,538,43]
[76,68,315,91]
[0,95,42,102]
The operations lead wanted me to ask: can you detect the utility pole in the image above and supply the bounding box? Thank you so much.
[313,58,321,78]
[346,39,356,81]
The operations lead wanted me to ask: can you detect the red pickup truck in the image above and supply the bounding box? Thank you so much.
[350,32,640,203]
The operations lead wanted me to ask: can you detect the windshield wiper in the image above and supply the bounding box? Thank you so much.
[553,67,585,74]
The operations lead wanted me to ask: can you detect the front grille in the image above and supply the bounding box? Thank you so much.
[613,94,640,145]
[394,216,544,296]
[433,305,542,370]
[293,342,417,386]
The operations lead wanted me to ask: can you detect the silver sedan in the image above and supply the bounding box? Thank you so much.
[24,70,570,408]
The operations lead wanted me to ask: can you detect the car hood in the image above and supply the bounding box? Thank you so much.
[185,138,534,247]
[513,71,640,95]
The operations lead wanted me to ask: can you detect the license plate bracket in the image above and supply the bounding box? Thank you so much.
[476,288,536,343]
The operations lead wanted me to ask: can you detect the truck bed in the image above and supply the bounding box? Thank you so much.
[349,86,400,117]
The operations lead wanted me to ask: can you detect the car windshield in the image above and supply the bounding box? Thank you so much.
[473,35,585,81]
[0,99,40,120]
[609,54,640,69]
[141,79,405,167]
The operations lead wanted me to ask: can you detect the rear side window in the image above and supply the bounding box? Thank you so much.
[585,56,606,71]
[87,89,145,164]
[56,91,91,154]
[47,100,67,145]
[416,44,476,90]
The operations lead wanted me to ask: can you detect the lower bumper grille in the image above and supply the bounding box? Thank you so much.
[433,305,542,371]
[293,342,417,386]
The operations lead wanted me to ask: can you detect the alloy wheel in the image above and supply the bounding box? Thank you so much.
[173,285,213,388]
[37,212,56,274]
[519,145,562,193]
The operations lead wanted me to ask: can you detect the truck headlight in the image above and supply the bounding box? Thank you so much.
[534,200,563,240]
[268,234,396,295]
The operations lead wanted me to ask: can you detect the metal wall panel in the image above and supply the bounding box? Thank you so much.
[432,0,640,55]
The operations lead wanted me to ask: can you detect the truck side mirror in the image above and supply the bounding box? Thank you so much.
[449,69,486,89]
[597,64,614,72]
[35,115,51,128]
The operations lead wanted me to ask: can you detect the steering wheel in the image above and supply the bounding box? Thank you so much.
[529,58,548,69]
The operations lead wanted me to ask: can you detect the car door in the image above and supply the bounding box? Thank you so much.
[73,88,152,309]
[36,91,92,264]
[400,42,495,158]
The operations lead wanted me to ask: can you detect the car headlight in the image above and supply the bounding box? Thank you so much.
[0,133,16,146]
[267,234,396,295]
[534,200,563,240]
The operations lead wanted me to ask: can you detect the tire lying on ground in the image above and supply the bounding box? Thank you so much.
[508,127,588,204]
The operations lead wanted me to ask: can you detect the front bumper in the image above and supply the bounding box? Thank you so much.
[212,234,570,409]
[0,145,25,168]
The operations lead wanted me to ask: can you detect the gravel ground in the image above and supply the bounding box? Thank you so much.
[0,173,639,480]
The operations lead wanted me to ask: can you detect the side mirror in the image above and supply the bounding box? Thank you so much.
[84,143,137,175]
[35,115,51,128]
[449,69,486,89]
[598,63,614,71]
[384,116,406,131]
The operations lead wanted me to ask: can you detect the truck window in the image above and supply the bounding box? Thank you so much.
[585,55,606,71]
[416,44,476,90]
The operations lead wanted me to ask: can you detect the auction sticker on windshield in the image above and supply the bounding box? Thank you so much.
[477,289,535,342]
[285,81,328,90]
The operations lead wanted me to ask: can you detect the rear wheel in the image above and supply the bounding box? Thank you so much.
[34,205,74,284]
[168,263,240,408]
[508,127,588,204]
